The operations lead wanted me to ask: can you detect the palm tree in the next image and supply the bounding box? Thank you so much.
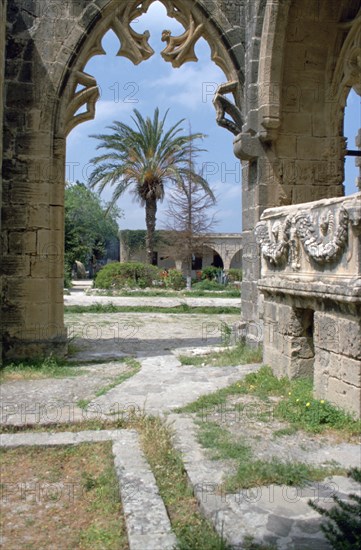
[88,108,213,263]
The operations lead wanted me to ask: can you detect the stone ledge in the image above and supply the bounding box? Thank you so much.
[258,277,361,303]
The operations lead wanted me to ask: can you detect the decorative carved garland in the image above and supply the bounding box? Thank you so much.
[255,207,349,268]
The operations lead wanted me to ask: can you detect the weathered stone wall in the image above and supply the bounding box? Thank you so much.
[1,0,360,368]
[257,193,361,417]
[314,311,361,415]
[2,0,68,359]
[235,0,361,342]
[0,0,7,365]
[0,0,246,360]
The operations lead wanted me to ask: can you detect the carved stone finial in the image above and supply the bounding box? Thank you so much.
[111,14,154,65]
[161,16,204,68]
[213,81,243,136]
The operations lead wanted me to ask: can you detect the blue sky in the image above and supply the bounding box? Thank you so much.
[66,1,360,232]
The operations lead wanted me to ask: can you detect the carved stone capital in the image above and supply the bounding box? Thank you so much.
[233,132,264,161]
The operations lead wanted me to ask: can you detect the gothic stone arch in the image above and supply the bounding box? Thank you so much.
[1,0,245,360]
[1,0,360,367]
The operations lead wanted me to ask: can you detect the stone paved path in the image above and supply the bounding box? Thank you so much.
[170,415,361,550]
[1,294,360,549]
[93,354,259,416]
[65,293,241,308]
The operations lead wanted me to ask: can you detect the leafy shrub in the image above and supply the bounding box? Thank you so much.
[163,269,185,290]
[192,279,225,291]
[227,268,242,282]
[64,263,72,289]
[308,468,361,550]
[201,266,221,280]
[94,262,160,289]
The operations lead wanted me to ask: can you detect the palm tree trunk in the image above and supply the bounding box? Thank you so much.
[145,197,157,264]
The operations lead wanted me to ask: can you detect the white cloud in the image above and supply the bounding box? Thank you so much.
[149,61,225,110]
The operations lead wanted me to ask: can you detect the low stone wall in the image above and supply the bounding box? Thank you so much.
[256,193,361,417]
[314,311,361,414]
[0,0,6,364]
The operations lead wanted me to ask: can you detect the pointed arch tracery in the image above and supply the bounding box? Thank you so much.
[59,0,243,137]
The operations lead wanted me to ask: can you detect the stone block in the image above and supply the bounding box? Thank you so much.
[297,137,325,160]
[10,182,50,204]
[49,278,65,303]
[49,183,65,206]
[275,135,297,158]
[37,230,62,258]
[6,82,34,108]
[263,301,278,322]
[277,306,307,337]
[282,112,312,135]
[2,206,28,229]
[340,356,361,388]
[6,279,49,304]
[325,377,361,418]
[264,347,289,379]
[283,337,314,360]
[15,132,50,158]
[30,256,63,278]
[313,348,340,379]
[23,303,49,328]
[28,206,50,229]
[314,312,339,353]
[49,206,64,230]
[338,318,361,360]
[0,255,31,277]
[8,231,37,254]
[288,357,314,379]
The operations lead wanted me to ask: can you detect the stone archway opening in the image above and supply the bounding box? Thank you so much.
[1,0,247,362]
[343,88,361,195]
[64,1,237,248]
[56,0,244,358]
[229,249,242,270]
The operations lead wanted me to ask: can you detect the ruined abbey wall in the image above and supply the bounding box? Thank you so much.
[0,0,6,362]
[1,0,360,414]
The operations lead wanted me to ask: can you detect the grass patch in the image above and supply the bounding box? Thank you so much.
[65,304,240,314]
[0,419,129,434]
[197,421,251,461]
[227,456,343,491]
[179,366,361,436]
[0,442,128,549]
[178,343,263,368]
[77,358,141,409]
[0,355,85,382]
[197,421,345,491]
[273,426,298,437]
[90,289,241,298]
[135,415,232,549]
